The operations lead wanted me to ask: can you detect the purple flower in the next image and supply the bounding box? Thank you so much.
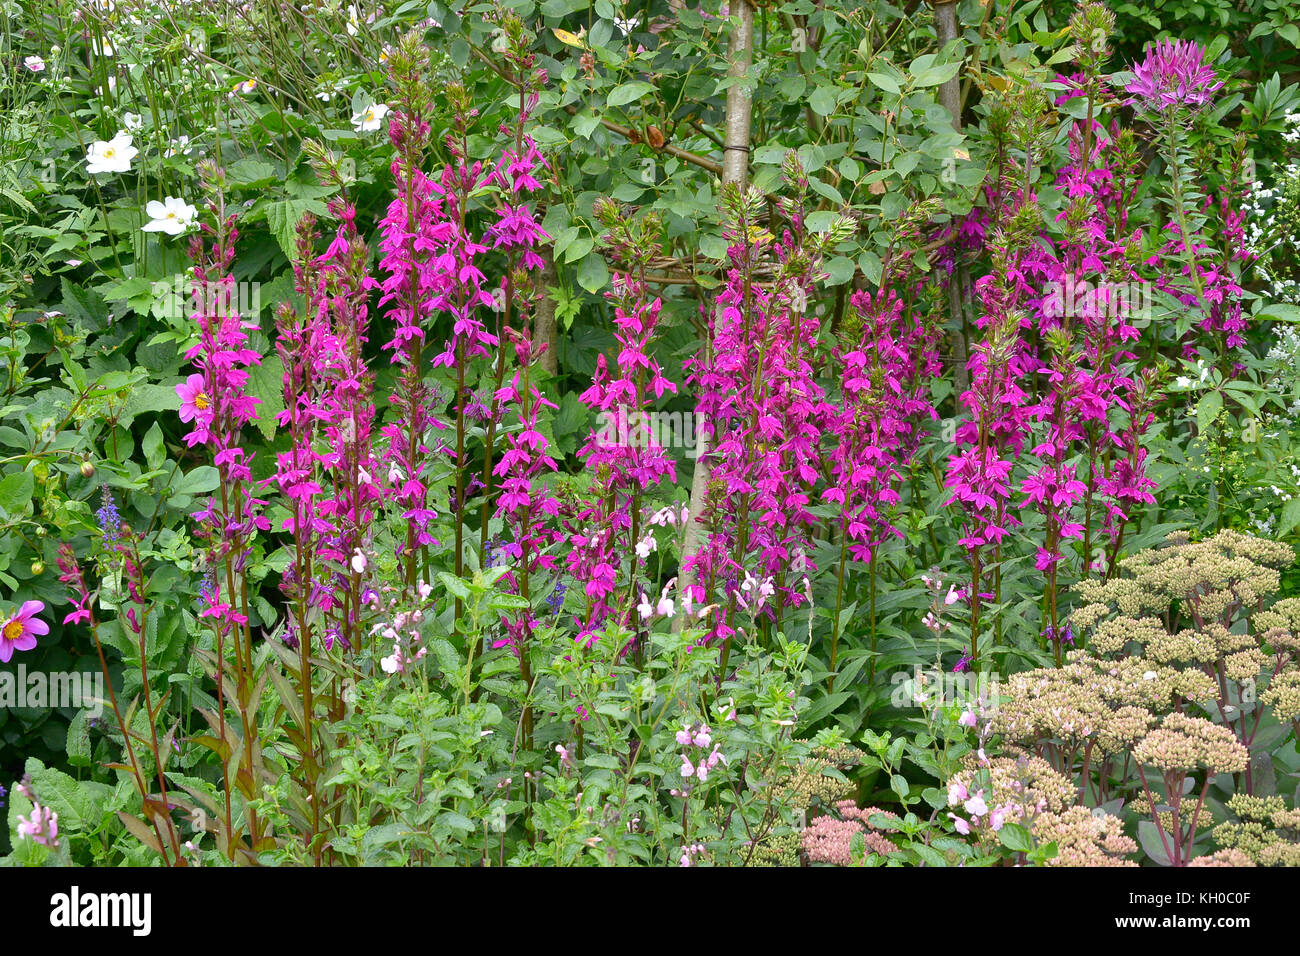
[1126,39,1223,111]
[96,486,120,542]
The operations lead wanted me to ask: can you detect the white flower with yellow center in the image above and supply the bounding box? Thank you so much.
[142,197,198,236]
[351,102,390,133]
[85,131,137,175]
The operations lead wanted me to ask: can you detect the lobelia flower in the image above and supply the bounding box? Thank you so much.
[142,196,199,236]
[180,161,271,629]
[683,166,842,637]
[56,546,93,627]
[0,600,49,663]
[85,132,137,174]
[565,205,675,645]
[827,287,939,566]
[376,43,449,576]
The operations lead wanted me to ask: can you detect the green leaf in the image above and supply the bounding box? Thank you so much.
[265,199,328,260]
[1280,498,1300,538]
[823,255,856,286]
[437,572,471,601]
[912,62,961,87]
[1197,390,1223,432]
[0,469,34,517]
[563,236,594,264]
[867,72,901,95]
[889,773,910,799]
[809,85,837,116]
[174,465,220,496]
[997,822,1035,853]
[246,355,285,441]
[142,422,165,471]
[227,157,278,188]
[576,252,609,293]
[607,81,656,108]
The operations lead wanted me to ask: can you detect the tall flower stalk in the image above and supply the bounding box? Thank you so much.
[376,33,445,592]
[180,160,272,859]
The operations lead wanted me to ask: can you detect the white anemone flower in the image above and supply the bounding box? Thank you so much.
[163,135,192,158]
[141,197,198,236]
[351,102,390,132]
[85,132,137,174]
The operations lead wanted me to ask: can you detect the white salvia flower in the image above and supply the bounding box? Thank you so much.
[346,4,362,35]
[637,594,654,620]
[350,549,367,574]
[418,580,433,600]
[656,594,674,617]
[380,651,402,674]
[351,102,390,132]
[141,196,198,235]
[358,466,373,484]
[634,533,656,560]
[85,131,137,174]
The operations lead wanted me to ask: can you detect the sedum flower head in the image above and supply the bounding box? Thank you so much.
[1262,671,1300,722]
[1135,712,1248,775]
[1032,806,1138,867]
